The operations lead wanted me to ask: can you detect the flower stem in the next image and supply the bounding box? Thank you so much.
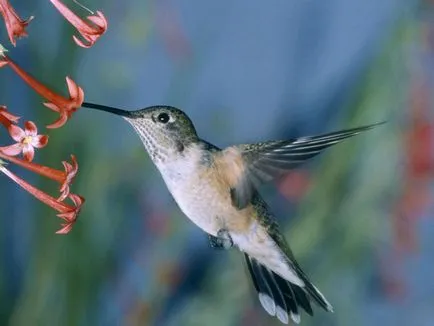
[0,151,65,182]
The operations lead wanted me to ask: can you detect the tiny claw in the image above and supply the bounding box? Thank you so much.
[217,229,234,250]
[209,229,233,250]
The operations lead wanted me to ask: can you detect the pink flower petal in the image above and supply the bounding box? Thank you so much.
[7,124,25,141]
[58,185,70,202]
[66,76,78,99]
[46,112,68,129]
[55,223,73,234]
[31,134,48,148]
[87,12,108,30]
[77,84,84,104]
[24,120,37,136]
[64,76,84,107]
[0,143,22,156]
[22,144,34,162]
[73,34,92,48]
[69,193,84,207]
[58,155,78,200]
[43,102,61,113]
[57,211,74,222]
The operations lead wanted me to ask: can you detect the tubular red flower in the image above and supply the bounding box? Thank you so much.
[0,152,79,200]
[0,0,33,46]
[0,120,48,161]
[0,105,20,128]
[0,53,84,128]
[50,0,107,48]
[0,164,84,234]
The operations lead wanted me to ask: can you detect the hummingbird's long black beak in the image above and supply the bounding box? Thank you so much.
[81,102,135,118]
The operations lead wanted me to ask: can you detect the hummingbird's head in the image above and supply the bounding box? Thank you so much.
[82,102,198,162]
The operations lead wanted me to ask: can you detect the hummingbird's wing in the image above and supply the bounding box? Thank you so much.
[228,122,383,209]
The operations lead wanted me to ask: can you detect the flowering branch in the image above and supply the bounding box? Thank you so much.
[0,0,109,234]
[0,105,82,233]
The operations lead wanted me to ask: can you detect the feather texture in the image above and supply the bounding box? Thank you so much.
[231,122,384,208]
[245,254,333,324]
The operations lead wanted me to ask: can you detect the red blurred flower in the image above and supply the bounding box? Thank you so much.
[277,170,311,202]
[50,0,107,48]
[0,0,33,46]
[0,162,84,234]
[0,52,84,128]
[0,152,79,201]
[155,2,192,61]
[0,121,48,161]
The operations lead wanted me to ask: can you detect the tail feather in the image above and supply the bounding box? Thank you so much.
[290,284,313,316]
[292,260,334,313]
[245,254,332,324]
[246,254,290,323]
[264,268,293,323]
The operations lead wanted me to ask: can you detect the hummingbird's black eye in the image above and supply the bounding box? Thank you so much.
[157,112,170,124]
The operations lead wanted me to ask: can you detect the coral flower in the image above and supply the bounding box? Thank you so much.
[50,0,107,48]
[0,0,33,46]
[0,51,84,128]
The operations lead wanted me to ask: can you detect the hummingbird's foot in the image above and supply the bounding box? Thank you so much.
[209,229,233,250]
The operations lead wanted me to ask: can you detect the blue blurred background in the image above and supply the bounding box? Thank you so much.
[1,0,433,325]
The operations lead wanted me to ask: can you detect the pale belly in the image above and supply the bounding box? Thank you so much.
[162,170,238,236]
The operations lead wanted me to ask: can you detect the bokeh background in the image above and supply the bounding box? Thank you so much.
[0,0,433,325]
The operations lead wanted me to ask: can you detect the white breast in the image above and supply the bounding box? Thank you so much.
[156,146,224,236]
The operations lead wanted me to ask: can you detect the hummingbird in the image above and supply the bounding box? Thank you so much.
[82,102,382,324]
